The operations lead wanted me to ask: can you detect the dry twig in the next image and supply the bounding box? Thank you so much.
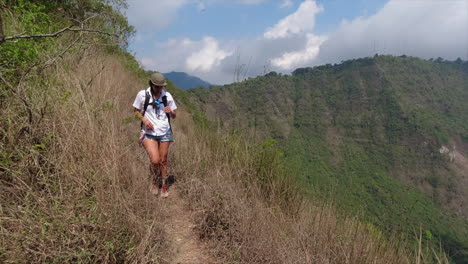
[1,26,119,44]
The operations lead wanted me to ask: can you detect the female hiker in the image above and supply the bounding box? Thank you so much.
[133,72,177,197]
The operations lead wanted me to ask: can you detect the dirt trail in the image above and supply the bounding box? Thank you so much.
[160,186,216,264]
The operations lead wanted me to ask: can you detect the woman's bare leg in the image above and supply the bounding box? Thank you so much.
[143,139,161,194]
[158,142,171,179]
[158,141,171,197]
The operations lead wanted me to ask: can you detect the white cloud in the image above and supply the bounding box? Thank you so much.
[131,0,467,85]
[271,34,327,69]
[135,0,326,83]
[186,37,233,72]
[134,36,234,83]
[261,0,326,70]
[317,0,468,63]
[220,0,466,83]
[264,0,323,39]
[280,0,293,8]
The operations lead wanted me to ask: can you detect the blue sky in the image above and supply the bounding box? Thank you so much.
[126,0,468,84]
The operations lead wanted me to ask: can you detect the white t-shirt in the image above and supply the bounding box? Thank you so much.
[133,88,177,136]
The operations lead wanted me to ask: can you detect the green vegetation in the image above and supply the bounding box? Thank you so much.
[2,0,467,262]
[172,109,413,263]
[189,55,468,263]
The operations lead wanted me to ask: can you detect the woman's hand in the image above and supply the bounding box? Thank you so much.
[143,117,154,130]
[163,106,172,114]
[164,106,176,118]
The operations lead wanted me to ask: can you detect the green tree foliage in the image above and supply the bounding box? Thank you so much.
[0,0,134,75]
[0,1,52,73]
[0,0,135,125]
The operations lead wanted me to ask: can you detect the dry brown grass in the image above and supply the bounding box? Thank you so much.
[1,43,451,263]
[1,47,170,263]
[171,109,449,264]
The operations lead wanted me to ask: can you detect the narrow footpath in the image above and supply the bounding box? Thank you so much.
[160,186,216,264]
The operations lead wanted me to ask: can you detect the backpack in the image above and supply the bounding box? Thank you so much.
[141,90,172,131]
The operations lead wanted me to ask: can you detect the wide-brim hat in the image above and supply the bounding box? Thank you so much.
[150,72,167,86]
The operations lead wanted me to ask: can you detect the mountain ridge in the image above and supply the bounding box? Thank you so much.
[188,55,468,263]
[164,71,211,90]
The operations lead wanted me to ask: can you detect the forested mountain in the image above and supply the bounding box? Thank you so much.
[164,71,211,89]
[189,55,468,263]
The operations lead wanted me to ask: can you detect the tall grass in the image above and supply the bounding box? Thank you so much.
[0,44,451,263]
[170,108,450,263]
[1,47,170,263]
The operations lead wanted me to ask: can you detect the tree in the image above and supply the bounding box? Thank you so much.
[0,1,131,45]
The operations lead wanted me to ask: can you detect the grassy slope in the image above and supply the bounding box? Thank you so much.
[0,2,170,262]
[287,56,468,262]
[188,56,468,263]
[169,104,415,264]
[1,2,466,262]
[0,48,175,262]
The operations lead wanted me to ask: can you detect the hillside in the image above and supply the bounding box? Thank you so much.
[0,2,418,260]
[164,71,211,89]
[1,1,465,263]
[189,55,468,263]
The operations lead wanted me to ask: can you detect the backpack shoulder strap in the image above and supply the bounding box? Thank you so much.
[162,95,172,131]
[142,90,150,116]
[140,90,150,129]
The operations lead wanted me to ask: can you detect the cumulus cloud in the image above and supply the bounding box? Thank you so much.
[219,0,466,83]
[135,36,234,84]
[264,0,323,39]
[218,34,309,76]
[137,0,325,83]
[261,0,326,71]
[317,0,468,64]
[186,37,233,72]
[271,34,327,69]
[131,0,468,85]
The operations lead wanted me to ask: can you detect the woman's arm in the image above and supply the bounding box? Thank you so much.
[164,107,176,119]
[135,108,154,130]
[134,108,143,120]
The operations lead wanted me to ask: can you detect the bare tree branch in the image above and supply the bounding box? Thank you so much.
[2,26,119,43]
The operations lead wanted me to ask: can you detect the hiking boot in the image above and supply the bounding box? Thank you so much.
[150,183,159,195]
[161,183,169,198]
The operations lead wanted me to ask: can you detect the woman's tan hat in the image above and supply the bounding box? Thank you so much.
[150,72,167,86]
